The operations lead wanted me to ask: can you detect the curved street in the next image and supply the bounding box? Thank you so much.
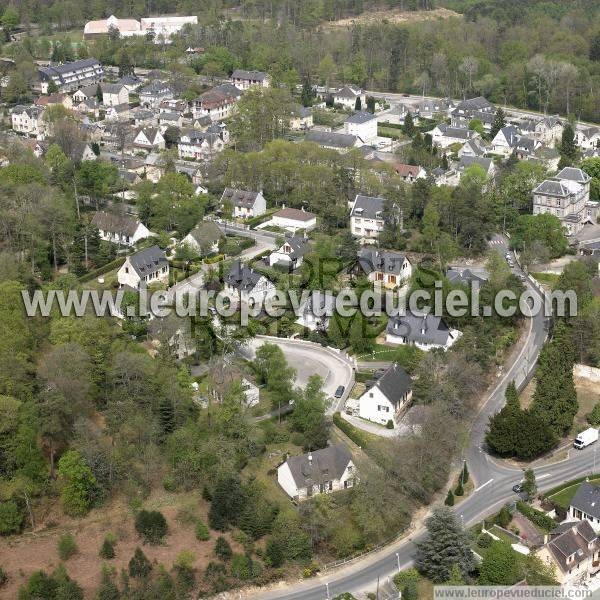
[243,249,598,600]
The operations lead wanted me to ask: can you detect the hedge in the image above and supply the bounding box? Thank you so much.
[543,474,600,499]
[78,257,125,283]
[333,412,371,450]
[204,254,224,264]
[516,501,555,532]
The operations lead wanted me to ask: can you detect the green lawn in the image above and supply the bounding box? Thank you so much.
[531,272,560,285]
[548,478,600,509]
[357,344,423,369]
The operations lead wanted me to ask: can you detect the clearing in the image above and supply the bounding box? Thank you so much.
[323,7,460,28]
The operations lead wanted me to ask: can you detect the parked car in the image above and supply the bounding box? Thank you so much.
[512,483,523,494]
[334,385,345,399]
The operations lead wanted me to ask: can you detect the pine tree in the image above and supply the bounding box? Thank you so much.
[355,97,362,110]
[301,78,313,107]
[446,564,465,585]
[523,468,537,500]
[454,478,464,496]
[99,538,115,559]
[404,112,415,137]
[461,462,469,484]
[95,84,103,104]
[485,381,522,456]
[489,107,506,140]
[441,152,449,170]
[530,323,578,436]
[416,507,475,582]
[444,490,455,506]
[559,123,578,166]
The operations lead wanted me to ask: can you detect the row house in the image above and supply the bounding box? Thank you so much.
[192,83,240,121]
[38,58,104,94]
[231,69,270,90]
[11,105,46,137]
[177,129,224,161]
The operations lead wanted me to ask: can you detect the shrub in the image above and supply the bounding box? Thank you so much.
[58,533,78,560]
[214,536,232,561]
[129,547,152,579]
[477,533,494,548]
[134,510,168,545]
[588,403,600,426]
[444,490,454,506]
[99,537,115,559]
[386,419,394,429]
[454,479,464,496]
[162,475,177,492]
[0,501,23,535]
[0,566,7,587]
[333,412,370,449]
[195,519,210,541]
[403,581,419,600]
[496,506,512,528]
[516,501,555,531]
[393,568,420,588]
[265,539,284,568]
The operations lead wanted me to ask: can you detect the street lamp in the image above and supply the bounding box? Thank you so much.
[396,552,401,573]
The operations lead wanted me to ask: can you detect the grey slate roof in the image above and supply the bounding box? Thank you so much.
[435,124,474,140]
[225,261,263,292]
[221,187,260,208]
[558,167,591,184]
[459,156,493,172]
[372,363,412,408]
[357,248,408,276]
[351,195,386,219]
[446,267,489,286]
[345,110,376,124]
[334,85,362,99]
[285,444,352,488]
[140,80,171,96]
[455,96,494,112]
[279,235,310,259]
[534,179,572,197]
[305,131,359,149]
[102,83,126,95]
[91,211,141,236]
[231,69,268,82]
[127,245,167,278]
[387,311,455,347]
[570,482,600,520]
[39,58,102,83]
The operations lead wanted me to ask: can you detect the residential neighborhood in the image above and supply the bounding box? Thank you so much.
[0,0,599,598]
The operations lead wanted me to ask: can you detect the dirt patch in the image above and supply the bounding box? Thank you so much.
[323,7,460,28]
[0,489,237,598]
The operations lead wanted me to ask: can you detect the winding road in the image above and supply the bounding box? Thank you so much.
[242,242,599,600]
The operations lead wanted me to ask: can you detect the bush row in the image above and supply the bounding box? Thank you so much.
[78,257,125,283]
[516,501,555,532]
[333,412,371,450]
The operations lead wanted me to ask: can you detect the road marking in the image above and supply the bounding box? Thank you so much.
[475,478,493,492]
[537,473,551,480]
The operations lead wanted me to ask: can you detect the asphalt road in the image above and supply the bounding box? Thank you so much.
[244,240,598,600]
[242,336,354,415]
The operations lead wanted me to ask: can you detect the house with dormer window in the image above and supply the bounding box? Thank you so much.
[117,245,169,289]
[350,194,387,241]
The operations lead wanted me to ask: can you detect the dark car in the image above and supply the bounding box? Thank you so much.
[334,385,345,399]
[512,483,523,494]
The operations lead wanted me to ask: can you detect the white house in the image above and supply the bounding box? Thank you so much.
[221,188,267,219]
[567,482,600,533]
[84,15,197,43]
[101,83,129,107]
[576,126,600,150]
[117,245,169,289]
[269,236,310,270]
[430,124,479,149]
[271,207,317,232]
[277,444,356,501]
[344,111,378,144]
[350,194,387,241]
[139,80,173,109]
[290,106,313,131]
[180,221,224,256]
[386,310,462,351]
[91,211,150,246]
[357,363,412,427]
[520,116,563,144]
[231,69,270,90]
[332,85,365,110]
[11,105,45,137]
[356,248,412,289]
[458,138,488,159]
[133,127,165,151]
[458,156,496,179]
[490,125,540,158]
[223,261,275,304]
[105,103,130,121]
[295,291,336,331]
[393,163,427,183]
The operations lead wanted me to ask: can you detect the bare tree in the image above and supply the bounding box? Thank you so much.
[459,56,479,94]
